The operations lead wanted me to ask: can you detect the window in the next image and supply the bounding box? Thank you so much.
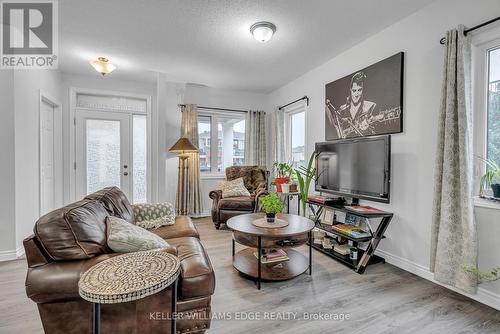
[284,104,306,167]
[487,47,500,165]
[198,116,211,172]
[474,39,500,195]
[197,113,245,174]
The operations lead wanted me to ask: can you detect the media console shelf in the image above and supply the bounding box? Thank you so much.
[307,200,393,274]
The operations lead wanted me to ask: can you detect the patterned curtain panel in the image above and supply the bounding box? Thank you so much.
[244,110,267,165]
[177,104,203,216]
[430,25,477,293]
[272,107,286,163]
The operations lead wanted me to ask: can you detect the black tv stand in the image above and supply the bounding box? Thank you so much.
[306,200,393,274]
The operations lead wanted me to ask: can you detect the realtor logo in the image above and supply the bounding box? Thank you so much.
[1,0,58,69]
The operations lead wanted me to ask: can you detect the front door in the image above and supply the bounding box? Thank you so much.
[75,110,132,200]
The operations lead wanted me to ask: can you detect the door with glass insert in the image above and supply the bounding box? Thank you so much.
[76,111,133,200]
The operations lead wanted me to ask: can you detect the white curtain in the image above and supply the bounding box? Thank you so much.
[177,104,203,216]
[272,107,286,163]
[244,110,267,166]
[430,25,477,293]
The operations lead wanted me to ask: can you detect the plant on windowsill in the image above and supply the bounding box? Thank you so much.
[259,193,285,223]
[478,157,500,198]
[272,162,293,192]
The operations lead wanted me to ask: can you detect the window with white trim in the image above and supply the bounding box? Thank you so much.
[474,38,500,195]
[284,104,306,167]
[198,112,245,174]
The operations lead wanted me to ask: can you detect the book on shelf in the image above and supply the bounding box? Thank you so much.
[331,224,371,238]
[333,244,351,256]
[347,205,385,214]
[253,249,289,264]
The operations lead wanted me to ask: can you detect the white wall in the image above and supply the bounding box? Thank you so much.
[0,70,17,259]
[13,69,62,250]
[267,0,500,309]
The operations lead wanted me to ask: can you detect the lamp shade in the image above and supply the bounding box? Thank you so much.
[168,137,198,154]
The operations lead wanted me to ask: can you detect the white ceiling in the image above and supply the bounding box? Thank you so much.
[59,0,435,93]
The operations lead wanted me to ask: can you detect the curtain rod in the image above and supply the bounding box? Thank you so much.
[278,96,309,110]
[178,104,248,113]
[439,16,500,44]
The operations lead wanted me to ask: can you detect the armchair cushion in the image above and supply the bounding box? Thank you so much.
[218,196,255,211]
[132,202,175,229]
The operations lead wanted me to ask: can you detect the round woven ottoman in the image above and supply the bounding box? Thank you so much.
[79,250,180,334]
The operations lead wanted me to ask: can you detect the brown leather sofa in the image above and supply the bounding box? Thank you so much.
[209,166,268,229]
[24,187,215,334]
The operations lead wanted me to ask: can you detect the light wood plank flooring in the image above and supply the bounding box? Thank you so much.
[1,217,499,334]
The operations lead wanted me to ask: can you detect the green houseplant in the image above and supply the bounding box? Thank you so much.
[478,157,500,198]
[295,152,319,216]
[272,162,293,192]
[259,193,285,223]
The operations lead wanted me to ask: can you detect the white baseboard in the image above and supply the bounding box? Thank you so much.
[0,246,25,262]
[375,249,500,311]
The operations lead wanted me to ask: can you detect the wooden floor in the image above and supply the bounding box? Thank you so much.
[1,217,499,334]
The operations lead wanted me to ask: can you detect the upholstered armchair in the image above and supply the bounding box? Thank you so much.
[209,166,269,229]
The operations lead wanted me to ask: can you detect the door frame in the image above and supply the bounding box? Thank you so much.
[39,90,62,216]
[68,88,154,203]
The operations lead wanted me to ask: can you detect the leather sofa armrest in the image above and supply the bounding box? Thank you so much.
[209,190,222,222]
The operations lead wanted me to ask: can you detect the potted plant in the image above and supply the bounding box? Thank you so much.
[272,162,293,192]
[479,157,500,198]
[259,193,285,223]
[289,173,298,193]
[295,152,319,216]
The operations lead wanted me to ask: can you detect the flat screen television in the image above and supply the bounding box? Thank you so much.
[315,136,391,203]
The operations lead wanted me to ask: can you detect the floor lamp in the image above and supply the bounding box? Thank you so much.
[169,137,198,215]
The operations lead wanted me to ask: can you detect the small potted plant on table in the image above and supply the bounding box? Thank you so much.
[259,193,285,223]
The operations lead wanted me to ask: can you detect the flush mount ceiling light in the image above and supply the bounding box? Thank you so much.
[250,21,276,43]
[90,57,117,76]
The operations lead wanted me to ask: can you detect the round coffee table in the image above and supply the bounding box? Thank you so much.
[78,250,180,334]
[227,213,315,290]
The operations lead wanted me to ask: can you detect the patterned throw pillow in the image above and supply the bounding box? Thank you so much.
[220,177,251,198]
[106,216,169,253]
[133,202,176,229]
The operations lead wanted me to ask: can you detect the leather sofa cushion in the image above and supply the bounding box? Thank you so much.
[35,200,110,260]
[152,216,200,240]
[218,196,255,211]
[167,237,215,300]
[85,187,134,223]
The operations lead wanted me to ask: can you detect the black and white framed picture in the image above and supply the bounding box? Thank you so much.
[325,52,404,140]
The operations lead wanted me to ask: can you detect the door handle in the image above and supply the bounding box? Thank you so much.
[123,172,129,176]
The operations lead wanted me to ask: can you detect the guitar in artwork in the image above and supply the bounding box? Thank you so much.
[326,98,401,139]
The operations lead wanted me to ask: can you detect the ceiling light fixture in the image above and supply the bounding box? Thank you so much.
[250,21,276,43]
[90,57,117,76]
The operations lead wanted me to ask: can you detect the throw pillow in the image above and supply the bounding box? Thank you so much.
[133,202,175,229]
[106,216,170,253]
[220,177,251,198]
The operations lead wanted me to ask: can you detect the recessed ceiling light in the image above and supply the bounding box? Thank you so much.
[250,22,276,43]
[90,57,117,76]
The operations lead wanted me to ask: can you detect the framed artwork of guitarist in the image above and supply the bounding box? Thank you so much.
[325,52,404,140]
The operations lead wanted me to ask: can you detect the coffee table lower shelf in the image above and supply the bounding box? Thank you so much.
[233,248,309,281]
